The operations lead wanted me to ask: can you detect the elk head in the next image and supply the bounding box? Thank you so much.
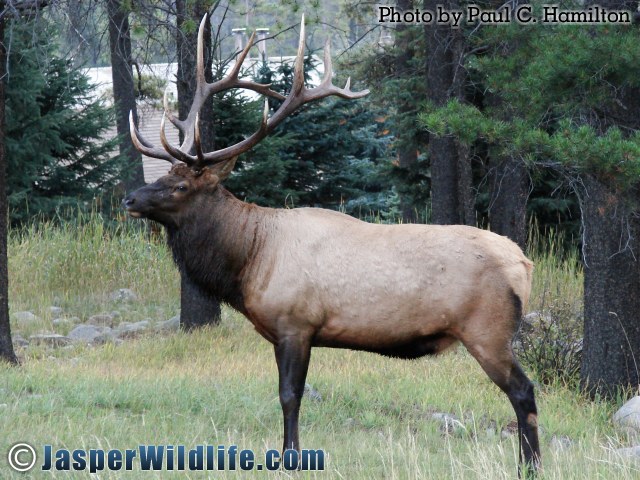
[123,14,368,228]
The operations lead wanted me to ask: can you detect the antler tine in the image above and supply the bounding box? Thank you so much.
[218,30,257,88]
[194,112,205,164]
[160,113,196,165]
[292,13,306,95]
[129,111,178,164]
[196,15,207,86]
[303,37,370,102]
[262,14,308,130]
[319,38,333,88]
[163,89,184,132]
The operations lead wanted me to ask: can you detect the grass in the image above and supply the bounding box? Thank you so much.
[1,214,638,478]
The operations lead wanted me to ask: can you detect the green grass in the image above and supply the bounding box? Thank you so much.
[1,215,638,478]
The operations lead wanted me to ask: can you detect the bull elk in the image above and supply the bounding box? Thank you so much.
[123,15,541,474]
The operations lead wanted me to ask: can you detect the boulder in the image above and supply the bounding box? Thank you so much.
[614,396,640,433]
[616,445,640,459]
[94,331,117,344]
[115,320,149,339]
[550,435,574,451]
[430,412,467,436]
[156,315,180,332]
[304,383,322,402]
[12,334,29,348]
[52,318,73,328]
[87,314,114,327]
[28,333,71,347]
[12,311,38,323]
[48,306,63,317]
[109,289,138,303]
[68,324,111,343]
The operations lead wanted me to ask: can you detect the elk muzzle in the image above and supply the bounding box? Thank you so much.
[122,193,142,218]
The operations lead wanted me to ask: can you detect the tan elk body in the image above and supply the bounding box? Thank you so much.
[241,206,532,353]
[123,14,541,475]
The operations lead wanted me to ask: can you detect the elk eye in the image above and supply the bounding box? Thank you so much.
[175,185,188,192]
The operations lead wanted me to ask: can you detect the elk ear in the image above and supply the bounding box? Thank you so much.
[208,156,238,181]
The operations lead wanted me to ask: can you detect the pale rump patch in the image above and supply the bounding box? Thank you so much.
[527,413,538,428]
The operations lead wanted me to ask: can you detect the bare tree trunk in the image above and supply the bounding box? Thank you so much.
[456,140,475,226]
[0,6,18,364]
[484,0,529,249]
[395,0,418,223]
[488,155,528,249]
[423,0,472,225]
[580,176,640,397]
[175,1,221,329]
[107,0,145,192]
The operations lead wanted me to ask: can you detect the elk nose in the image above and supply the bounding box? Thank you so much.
[123,195,135,209]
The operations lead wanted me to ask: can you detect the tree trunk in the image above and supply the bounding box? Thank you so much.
[423,0,472,225]
[107,0,145,192]
[0,7,18,364]
[580,175,640,397]
[175,1,221,329]
[484,1,529,249]
[488,155,528,249]
[395,0,418,223]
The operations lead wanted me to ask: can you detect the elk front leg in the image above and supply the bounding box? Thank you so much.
[274,335,311,453]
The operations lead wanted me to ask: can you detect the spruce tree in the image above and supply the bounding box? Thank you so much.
[6,20,127,224]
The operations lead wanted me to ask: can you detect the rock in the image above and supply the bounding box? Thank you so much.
[115,320,149,339]
[110,310,121,319]
[49,306,63,317]
[501,420,519,439]
[304,383,322,402]
[87,314,114,327]
[28,333,71,347]
[551,435,574,451]
[431,412,459,422]
[12,334,29,348]
[156,315,180,332]
[94,331,117,344]
[68,324,111,343]
[616,445,640,458]
[12,311,38,323]
[614,396,640,433]
[52,318,73,328]
[520,311,554,333]
[483,419,498,437]
[430,412,466,436]
[110,289,138,303]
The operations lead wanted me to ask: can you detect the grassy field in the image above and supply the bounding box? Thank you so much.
[1,215,639,479]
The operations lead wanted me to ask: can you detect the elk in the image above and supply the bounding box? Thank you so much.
[123,15,541,474]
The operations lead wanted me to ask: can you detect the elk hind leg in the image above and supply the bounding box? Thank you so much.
[465,339,540,474]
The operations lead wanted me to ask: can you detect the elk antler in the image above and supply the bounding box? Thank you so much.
[130,14,369,169]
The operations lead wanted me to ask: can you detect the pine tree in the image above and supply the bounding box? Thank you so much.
[6,20,127,224]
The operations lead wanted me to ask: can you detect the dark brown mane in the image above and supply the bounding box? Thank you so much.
[165,186,259,313]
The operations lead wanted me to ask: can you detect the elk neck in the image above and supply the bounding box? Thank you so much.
[165,185,270,312]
